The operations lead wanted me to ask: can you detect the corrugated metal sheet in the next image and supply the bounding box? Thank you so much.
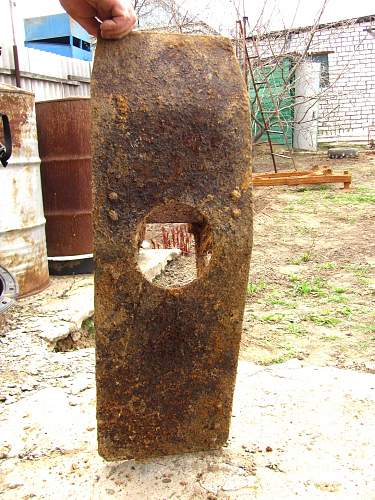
[0,44,91,101]
[0,84,49,297]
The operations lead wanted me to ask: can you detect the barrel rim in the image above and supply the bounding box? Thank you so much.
[36,97,91,105]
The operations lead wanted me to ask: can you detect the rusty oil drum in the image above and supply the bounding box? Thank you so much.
[0,84,49,297]
[36,98,93,275]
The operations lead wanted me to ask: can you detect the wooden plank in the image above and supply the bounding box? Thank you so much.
[254,170,316,179]
[253,169,334,179]
[253,174,351,187]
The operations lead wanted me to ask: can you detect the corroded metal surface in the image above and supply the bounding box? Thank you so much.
[36,98,92,259]
[0,265,18,314]
[92,32,253,461]
[0,84,49,297]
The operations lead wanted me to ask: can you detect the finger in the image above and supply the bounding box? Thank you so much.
[100,16,137,39]
[75,16,101,36]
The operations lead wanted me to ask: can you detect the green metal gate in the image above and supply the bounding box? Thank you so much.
[249,57,295,146]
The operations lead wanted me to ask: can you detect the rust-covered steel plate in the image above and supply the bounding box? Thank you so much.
[92,32,253,461]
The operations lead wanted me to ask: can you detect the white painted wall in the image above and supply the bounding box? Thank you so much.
[294,61,320,150]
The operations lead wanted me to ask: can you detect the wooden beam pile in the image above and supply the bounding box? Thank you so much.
[253,167,351,190]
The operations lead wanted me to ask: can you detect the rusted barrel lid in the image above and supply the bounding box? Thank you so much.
[0,266,18,314]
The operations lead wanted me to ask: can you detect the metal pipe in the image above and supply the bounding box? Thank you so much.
[9,0,21,88]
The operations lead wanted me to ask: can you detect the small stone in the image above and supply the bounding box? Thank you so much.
[0,395,6,402]
[162,478,172,483]
[0,444,11,459]
[232,208,241,219]
[86,426,95,432]
[108,210,119,222]
[7,384,16,389]
[21,385,33,392]
[6,483,22,490]
[231,189,241,200]
[71,331,82,342]
[266,446,273,452]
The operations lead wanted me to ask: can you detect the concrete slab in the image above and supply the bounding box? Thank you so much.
[138,248,181,282]
[0,249,180,348]
[0,359,374,498]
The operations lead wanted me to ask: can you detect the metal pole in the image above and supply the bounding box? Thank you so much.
[242,17,248,87]
[239,20,278,173]
[9,0,21,88]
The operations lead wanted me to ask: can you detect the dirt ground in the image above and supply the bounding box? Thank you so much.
[243,149,374,370]
[156,149,375,372]
[0,149,374,499]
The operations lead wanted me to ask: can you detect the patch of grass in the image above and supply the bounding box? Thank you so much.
[283,204,296,213]
[291,276,327,296]
[261,343,298,365]
[291,251,313,265]
[346,216,359,225]
[296,225,314,235]
[320,335,339,341]
[289,274,300,283]
[266,294,297,308]
[295,196,310,206]
[358,277,371,286]
[318,262,337,270]
[328,293,349,304]
[259,313,285,323]
[353,324,375,334]
[332,286,347,294]
[266,352,296,364]
[247,280,267,295]
[82,317,95,336]
[304,313,340,327]
[323,191,375,205]
[356,338,375,350]
[338,306,353,318]
[287,323,308,337]
[347,264,371,277]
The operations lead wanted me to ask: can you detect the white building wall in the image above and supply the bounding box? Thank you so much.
[248,17,375,144]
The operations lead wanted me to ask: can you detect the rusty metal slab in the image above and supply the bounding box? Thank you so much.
[92,32,253,461]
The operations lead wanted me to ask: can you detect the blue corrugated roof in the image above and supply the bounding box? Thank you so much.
[24,13,90,43]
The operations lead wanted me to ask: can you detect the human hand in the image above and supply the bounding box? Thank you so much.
[59,0,137,39]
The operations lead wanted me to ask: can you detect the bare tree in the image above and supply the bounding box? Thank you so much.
[132,0,161,26]
[136,0,219,33]
[233,0,372,168]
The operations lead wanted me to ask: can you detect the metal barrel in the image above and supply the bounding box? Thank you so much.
[0,84,49,297]
[35,97,93,275]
